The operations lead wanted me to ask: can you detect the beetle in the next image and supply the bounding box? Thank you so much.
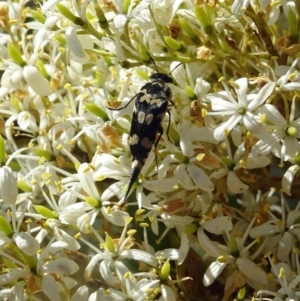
[108,56,179,205]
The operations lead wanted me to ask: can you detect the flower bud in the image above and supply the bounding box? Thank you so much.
[56,4,84,26]
[178,16,196,40]
[164,36,182,51]
[85,103,108,121]
[0,215,13,237]
[30,9,46,24]
[194,5,213,34]
[0,135,5,164]
[159,261,170,282]
[85,196,101,208]
[138,44,151,62]
[34,205,57,219]
[7,43,26,67]
[105,233,115,253]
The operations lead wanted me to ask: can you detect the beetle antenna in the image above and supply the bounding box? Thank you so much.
[146,52,183,76]
[169,62,183,76]
[146,52,159,73]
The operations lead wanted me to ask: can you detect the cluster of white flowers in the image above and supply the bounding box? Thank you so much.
[0,0,300,300]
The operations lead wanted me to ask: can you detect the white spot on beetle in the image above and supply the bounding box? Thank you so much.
[138,111,146,124]
[145,114,154,125]
[130,134,139,145]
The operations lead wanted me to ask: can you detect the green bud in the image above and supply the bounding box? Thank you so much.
[286,126,297,137]
[56,3,84,26]
[123,0,131,14]
[10,95,21,112]
[164,36,182,51]
[54,33,66,45]
[295,152,300,165]
[30,9,46,24]
[174,152,189,163]
[218,34,235,55]
[237,287,246,301]
[183,222,198,234]
[36,59,50,80]
[0,216,14,237]
[288,8,298,42]
[85,103,109,121]
[220,156,234,170]
[229,236,239,257]
[96,71,103,88]
[194,5,213,35]
[7,43,26,67]
[85,196,101,208]
[34,205,57,219]
[74,161,81,171]
[185,85,196,99]
[178,16,196,40]
[0,135,5,163]
[33,149,55,161]
[103,55,113,66]
[111,148,125,157]
[24,253,37,270]
[137,44,151,62]
[159,261,170,282]
[105,233,115,253]
[17,180,32,193]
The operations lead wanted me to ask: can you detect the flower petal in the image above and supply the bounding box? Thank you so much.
[23,65,51,96]
[187,164,214,191]
[203,261,227,286]
[236,257,267,288]
[214,114,242,141]
[201,216,233,235]
[13,232,40,256]
[227,171,249,194]
[248,82,275,111]
[120,249,157,266]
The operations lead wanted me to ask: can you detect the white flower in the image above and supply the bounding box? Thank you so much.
[276,58,300,91]
[257,261,300,301]
[254,101,300,163]
[199,217,267,289]
[160,121,215,193]
[211,140,270,194]
[83,223,157,287]
[249,194,300,262]
[208,78,275,141]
